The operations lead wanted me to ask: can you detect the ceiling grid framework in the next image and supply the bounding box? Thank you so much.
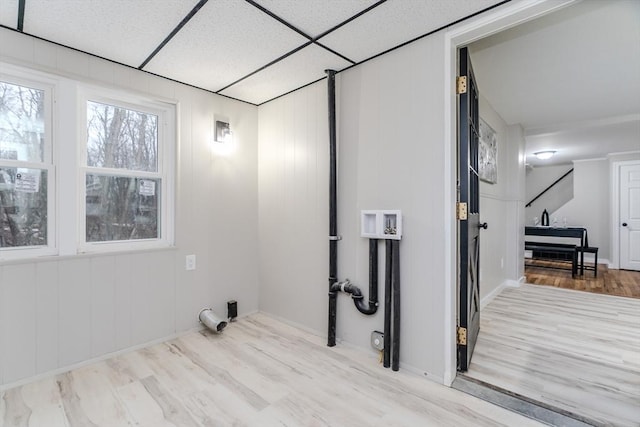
[0,0,508,105]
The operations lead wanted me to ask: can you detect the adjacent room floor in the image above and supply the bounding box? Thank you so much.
[525,260,640,298]
[465,284,640,427]
[0,313,543,427]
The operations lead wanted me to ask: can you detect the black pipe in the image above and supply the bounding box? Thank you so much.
[391,240,401,371]
[327,69,338,347]
[328,241,379,315]
[383,240,392,368]
[328,291,337,347]
[366,239,379,314]
[329,246,379,316]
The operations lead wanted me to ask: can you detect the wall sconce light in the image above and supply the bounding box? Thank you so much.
[215,120,232,144]
[534,150,556,160]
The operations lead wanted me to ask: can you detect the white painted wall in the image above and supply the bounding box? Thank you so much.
[257,82,329,335]
[609,152,640,164]
[505,124,527,282]
[0,29,260,387]
[477,95,524,304]
[525,164,574,223]
[257,15,533,381]
[525,158,616,261]
[259,34,449,381]
[551,159,610,259]
[524,153,640,264]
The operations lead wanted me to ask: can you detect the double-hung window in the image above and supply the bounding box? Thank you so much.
[0,76,54,258]
[0,65,175,260]
[79,92,174,252]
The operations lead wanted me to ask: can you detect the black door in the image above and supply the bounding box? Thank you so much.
[457,46,481,372]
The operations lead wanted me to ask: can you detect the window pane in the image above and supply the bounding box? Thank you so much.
[86,174,160,242]
[87,101,158,172]
[0,81,45,162]
[0,168,47,247]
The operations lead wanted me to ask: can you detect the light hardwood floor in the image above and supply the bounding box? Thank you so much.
[0,313,544,427]
[466,284,640,427]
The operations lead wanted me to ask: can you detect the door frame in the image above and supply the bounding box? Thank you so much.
[610,159,640,269]
[442,0,577,386]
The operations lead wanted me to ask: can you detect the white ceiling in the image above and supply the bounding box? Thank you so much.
[469,0,640,167]
[2,0,637,163]
[0,0,503,105]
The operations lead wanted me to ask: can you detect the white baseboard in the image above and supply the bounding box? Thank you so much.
[0,309,259,392]
[259,311,445,386]
[0,325,203,392]
[481,279,520,310]
[258,310,326,340]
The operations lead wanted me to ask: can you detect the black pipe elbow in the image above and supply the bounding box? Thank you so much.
[354,297,377,315]
[345,282,378,315]
[343,282,361,297]
[331,280,378,315]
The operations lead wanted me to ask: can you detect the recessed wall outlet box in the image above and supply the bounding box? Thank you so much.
[360,210,402,240]
[381,210,401,239]
[371,330,384,351]
[227,300,237,321]
[186,254,196,270]
[361,210,379,238]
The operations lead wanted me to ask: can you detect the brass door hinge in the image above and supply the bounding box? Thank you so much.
[456,202,468,220]
[457,327,467,345]
[456,76,467,94]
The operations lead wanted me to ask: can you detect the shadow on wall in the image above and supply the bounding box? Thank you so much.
[525,165,574,225]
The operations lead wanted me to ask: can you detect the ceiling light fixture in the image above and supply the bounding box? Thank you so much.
[534,150,556,160]
[215,120,232,144]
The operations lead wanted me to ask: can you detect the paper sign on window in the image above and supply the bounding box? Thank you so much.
[15,172,40,193]
[139,179,156,196]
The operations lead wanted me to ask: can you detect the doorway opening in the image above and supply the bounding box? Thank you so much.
[447,1,640,425]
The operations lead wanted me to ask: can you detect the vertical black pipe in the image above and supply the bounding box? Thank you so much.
[17,0,26,32]
[392,240,401,371]
[327,69,338,347]
[369,239,378,308]
[383,240,392,368]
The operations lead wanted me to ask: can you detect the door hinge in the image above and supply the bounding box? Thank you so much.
[456,76,467,94]
[456,202,468,220]
[457,327,467,345]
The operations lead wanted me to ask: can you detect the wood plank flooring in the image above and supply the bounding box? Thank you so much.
[465,284,640,427]
[0,313,544,427]
[526,261,640,298]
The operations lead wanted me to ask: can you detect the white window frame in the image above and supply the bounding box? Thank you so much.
[77,87,175,254]
[0,70,57,260]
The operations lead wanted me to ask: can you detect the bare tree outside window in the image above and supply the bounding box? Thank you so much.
[85,101,160,242]
[0,81,48,248]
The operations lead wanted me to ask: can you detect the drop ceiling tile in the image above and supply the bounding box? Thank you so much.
[144,0,308,94]
[252,0,379,38]
[22,0,197,67]
[319,0,503,63]
[220,44,351,104]
[0,0,18,28]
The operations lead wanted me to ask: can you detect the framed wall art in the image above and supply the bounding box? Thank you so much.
[479,118,497,184]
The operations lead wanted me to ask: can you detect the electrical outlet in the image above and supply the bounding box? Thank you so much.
[186,254,196,271]
[501,257,504,269]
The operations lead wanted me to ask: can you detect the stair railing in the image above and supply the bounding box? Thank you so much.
[526,168,574,208]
